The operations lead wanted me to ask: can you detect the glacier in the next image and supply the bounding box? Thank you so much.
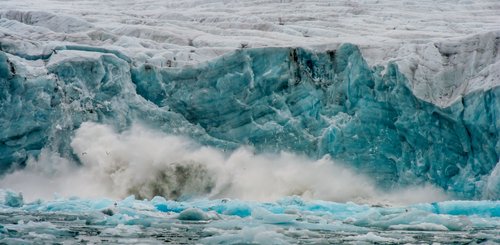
[0,1,500,243]
[0,39,499,199]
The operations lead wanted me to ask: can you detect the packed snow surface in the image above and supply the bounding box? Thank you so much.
[0,0,499,62]
[0,0,499,103]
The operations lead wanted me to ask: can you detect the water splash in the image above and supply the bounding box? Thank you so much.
[0,122,449,204]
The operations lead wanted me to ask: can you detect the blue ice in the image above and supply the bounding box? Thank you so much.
[0,44,498,199]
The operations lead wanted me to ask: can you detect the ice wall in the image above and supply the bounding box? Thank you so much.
[0,41,498,199]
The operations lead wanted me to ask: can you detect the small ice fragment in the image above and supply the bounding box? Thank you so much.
[102,224,142,236]
[389,222,449,231]
[101,208,114,216]
[178,208,208,221]
[0,189,24,207]
[252,208,297,224]
[346,232,397,243]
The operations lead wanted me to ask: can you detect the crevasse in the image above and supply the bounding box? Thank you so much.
[0,43,498,199]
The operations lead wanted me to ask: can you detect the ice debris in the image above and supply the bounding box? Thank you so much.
[0,190,498,244]
[178,208,209,221]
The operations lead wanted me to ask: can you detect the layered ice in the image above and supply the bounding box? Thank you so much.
[0,38,499,199]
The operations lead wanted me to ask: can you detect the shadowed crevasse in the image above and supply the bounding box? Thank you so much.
[0,44,498,199]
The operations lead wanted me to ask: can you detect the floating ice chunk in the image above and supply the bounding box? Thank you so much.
[200,227,291,245]
[101,207,115,216]
[202,227,223,237]
[351,208,472,231]
[0,238,31,244]
[151,196,170,212]
[252,208,297,224]
[102,224,142,237]
[27,232,56,240]
[210,201,253,217]
[3,220,64,239]
[150,196,168,205]
[389,222,449,231]
[0,189,23,207]
[346,232,397,243]
[413,201,500,217]
[284,228,322,239]
[178,208,209,221]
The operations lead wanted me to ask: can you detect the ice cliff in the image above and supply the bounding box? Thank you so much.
[0,29,498,199]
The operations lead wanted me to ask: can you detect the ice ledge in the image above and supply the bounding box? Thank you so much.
[386,31,500,107]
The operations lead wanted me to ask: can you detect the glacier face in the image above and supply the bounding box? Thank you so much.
[0,40,498,199]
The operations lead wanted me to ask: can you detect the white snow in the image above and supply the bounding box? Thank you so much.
[0,0,499,105]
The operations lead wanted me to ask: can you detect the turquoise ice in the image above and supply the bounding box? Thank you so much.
[0,189,498,244]
[0,43,498,199]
